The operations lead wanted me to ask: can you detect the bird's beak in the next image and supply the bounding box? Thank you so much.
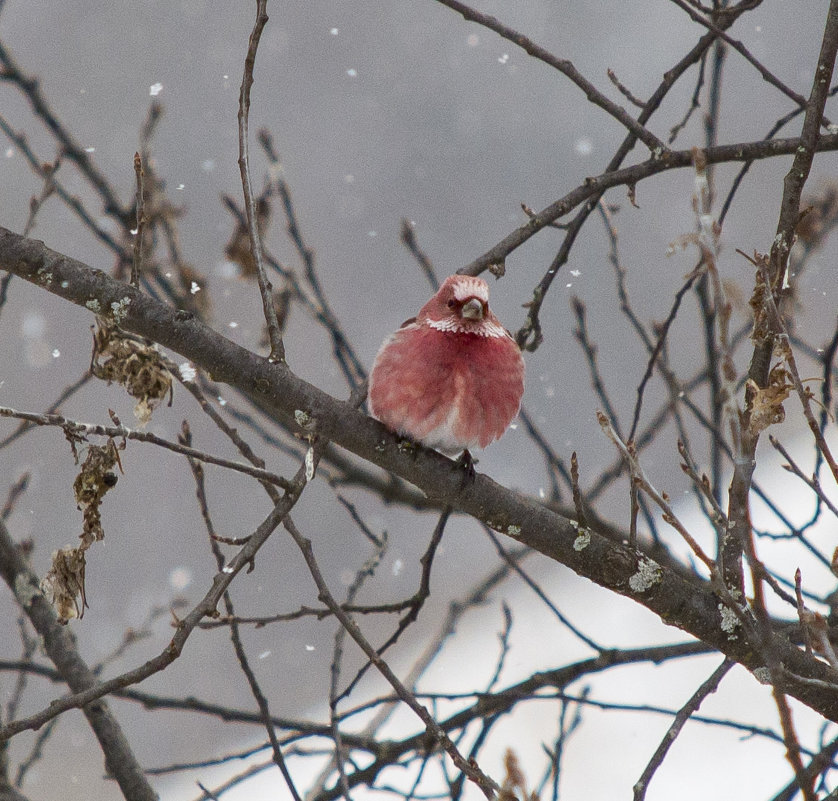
[461,298,484,320]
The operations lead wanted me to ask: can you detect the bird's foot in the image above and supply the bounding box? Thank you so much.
[453,449,478,485]
[396,438,419,458]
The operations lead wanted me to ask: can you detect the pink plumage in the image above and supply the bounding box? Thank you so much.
[368,274,525,453]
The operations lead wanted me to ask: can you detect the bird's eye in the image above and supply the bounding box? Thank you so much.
[447,299,455,308]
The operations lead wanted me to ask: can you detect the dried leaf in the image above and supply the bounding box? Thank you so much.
[41,546,87,623]
[746,250,772,344]
[91,321,173,426]
[796,184,838,250]
[498,749,538,801]
[73,439,122,547]
[223,195,271,278]
[744,364,793,435]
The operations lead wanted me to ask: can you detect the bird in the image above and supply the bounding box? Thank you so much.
[368,274,525,455]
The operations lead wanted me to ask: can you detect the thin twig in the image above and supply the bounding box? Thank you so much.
[0,41,130,223]
[325,535,388,801]
[633,659,733,801]
[183,423,303,801]
[282,514,500,800]
[131,151,145,288]
[0,371,92,451]
[0,115,124,254]
[570,452,588,529]
[237,0,284,364]
[770,435,838,521]
[480,3,771,349]
[434,0,667,154]
[0,405,291,489]
[669,51,706,143]
[606,68,646,108]
[400,219,439,291]
[258,128,366,388]
[0,456,311,742]
[0,520,158,801]
[338,508,451,702]
[598,411,715,570]
[752,0,838,388]
[0,473,30,521]
[483,525,604,652]
[668,0,835,129]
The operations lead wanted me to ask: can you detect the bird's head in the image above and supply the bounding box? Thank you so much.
[419,275,506,336]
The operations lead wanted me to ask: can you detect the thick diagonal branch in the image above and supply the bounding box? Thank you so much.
[3,227,838,725]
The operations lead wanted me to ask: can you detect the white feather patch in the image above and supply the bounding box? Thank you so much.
[428,318,507,337]
[418,395,476,453]
[451,276,489,303]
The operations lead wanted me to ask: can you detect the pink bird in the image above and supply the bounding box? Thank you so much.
[368,274,525,454]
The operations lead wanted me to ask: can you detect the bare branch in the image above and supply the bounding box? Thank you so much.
[633,659,733,801]
[3,227,838,724]
[131,152,145,289]
[237,0,284,364]
[0,519,158,801]
[434,0,666,153]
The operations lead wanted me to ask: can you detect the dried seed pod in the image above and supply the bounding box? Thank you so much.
[41,546,87,623]
[91,321,173,425]
[73,438,123,547]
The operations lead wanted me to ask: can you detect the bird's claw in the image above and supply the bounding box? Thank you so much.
[453,449,477,485]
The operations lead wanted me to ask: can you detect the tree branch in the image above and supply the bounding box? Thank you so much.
[3,227,838,725]
[461,131,838,281]
[0,518,158,801]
